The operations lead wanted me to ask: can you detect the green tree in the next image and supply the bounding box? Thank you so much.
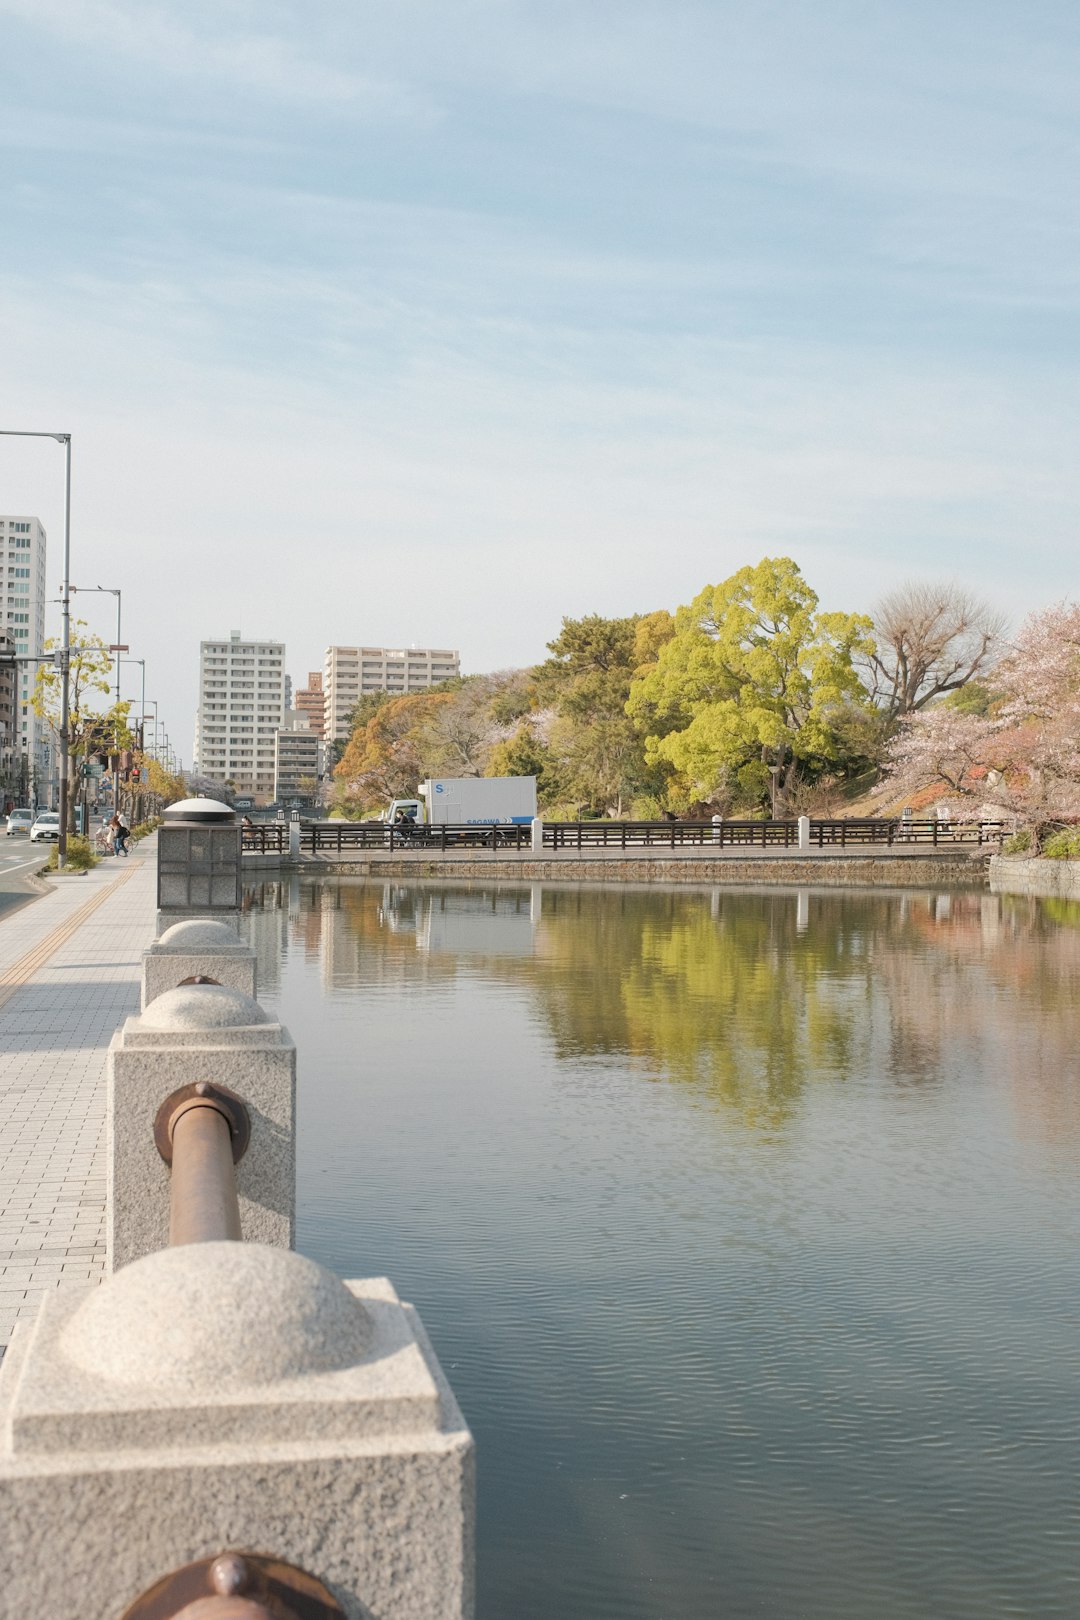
[32,623,133,829]
[626,558,875,815]
[535,612,675,815]
[485,724,566,804]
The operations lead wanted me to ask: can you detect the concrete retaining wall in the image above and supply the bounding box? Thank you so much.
[989,856,1080,898]
[244,852,990,888]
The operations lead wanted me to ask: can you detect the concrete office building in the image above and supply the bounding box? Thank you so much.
[294,670,324,737]
[0,516,47,803]
[323,646,460,742]
[193,633,286,804]
[274,710,326,803]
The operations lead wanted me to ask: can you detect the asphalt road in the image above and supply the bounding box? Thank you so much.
[0,836,52,919]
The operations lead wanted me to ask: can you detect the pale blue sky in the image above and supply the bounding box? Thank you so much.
[1,1,1078,757]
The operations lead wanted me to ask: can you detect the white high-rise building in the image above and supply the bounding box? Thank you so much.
[193,632,286,803]
[323,646,461,742]
[0,516,47,803]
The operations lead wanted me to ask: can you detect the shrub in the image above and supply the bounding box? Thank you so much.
[1042,826,1080,861]
[45,834,98,872]
[1003,830,1032,854]
[128,817,162,842]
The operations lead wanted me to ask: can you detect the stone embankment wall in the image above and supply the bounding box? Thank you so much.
[244,851,990,887]
[989,856,1080,899]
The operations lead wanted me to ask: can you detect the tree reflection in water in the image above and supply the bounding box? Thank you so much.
[253,878,1080,1139]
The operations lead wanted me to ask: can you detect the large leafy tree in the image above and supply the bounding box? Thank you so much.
[334,691,453,812]
[534,611,675,814]
[626,558,875,815]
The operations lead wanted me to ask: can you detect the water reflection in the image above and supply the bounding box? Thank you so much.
[243,879,1080,1139]
[239,880,1080,1620]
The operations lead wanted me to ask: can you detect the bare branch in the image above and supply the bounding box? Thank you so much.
[864,580,1007,720]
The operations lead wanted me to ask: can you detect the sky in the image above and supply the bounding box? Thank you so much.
[1,0,1079,762]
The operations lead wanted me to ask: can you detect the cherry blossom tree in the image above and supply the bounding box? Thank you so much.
[883,602,1080,844]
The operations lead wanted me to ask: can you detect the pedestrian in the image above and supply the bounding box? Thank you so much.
[117,811,131,857]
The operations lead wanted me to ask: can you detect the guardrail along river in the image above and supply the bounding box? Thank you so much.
[241,878,1080,1620]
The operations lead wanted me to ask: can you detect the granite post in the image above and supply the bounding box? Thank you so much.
[0,1242,474,1620]
[108,981,295,1270]
[141,916,257,1009]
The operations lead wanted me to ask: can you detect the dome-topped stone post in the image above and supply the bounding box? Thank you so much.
[157,797,242,930]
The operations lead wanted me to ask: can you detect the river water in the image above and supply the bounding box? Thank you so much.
[240,878,1080,1620]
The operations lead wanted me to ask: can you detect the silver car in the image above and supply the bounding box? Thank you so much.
[5,808,33,837]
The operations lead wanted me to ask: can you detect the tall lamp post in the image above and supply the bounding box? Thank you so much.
[143,700,159,761]
[0,429,71,865]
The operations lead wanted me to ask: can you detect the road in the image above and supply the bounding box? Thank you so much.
[0,838,50,919]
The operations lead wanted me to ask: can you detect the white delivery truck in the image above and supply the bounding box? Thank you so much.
[385,776,537,833]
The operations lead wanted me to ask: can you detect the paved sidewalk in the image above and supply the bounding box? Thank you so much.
[0,840,158,1348]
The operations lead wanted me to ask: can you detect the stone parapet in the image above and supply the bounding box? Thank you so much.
[262,854,990,888]
[989,855,1080,899]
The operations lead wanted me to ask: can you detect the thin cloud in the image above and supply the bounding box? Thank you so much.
[0,0,433,117]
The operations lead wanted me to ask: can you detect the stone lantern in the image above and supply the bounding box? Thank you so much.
[156,797,241,923]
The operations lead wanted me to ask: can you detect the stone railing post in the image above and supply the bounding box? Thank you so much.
[798,815,811,852]
[0,1242,474,1618]
[141,917,257,1009]
[289,811,301,859]
[531,815,544,854]
[108,981,295,1270]
[711,814,723,845]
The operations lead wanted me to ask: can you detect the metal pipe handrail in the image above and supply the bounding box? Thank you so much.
[154,1080,251,1246]
[239,816,1008,856]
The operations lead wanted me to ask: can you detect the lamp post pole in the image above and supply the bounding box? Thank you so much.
[0,429,71,865]
[143,700,159,761]
[116,656,145,807]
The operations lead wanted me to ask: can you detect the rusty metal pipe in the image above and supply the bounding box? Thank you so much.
[169,1101,242,1245]
[155,1082,251,1247]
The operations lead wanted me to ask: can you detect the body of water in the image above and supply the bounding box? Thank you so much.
[240,878,1080,1620]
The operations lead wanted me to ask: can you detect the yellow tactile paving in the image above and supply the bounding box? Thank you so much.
[0,861,140,1014]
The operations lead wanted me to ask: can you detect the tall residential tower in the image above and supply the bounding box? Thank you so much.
[0,515,47,802]
[194,633,285,803]
[323,646,460,742]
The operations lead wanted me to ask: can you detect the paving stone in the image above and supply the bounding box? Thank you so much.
[0,844,158,1348]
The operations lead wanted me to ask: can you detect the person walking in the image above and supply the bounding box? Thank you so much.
[109,811,130,857]
[117,810,131,857]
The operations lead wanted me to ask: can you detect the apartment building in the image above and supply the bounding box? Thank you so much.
[274,710,327,803]
[323,646,460,741]
[0,516,47,801]
[0,631,16,800]
[193,633,286,803]
[294,671,324,737]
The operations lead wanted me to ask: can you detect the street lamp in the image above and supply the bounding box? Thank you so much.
[117,658,145,744]
[142,700,159,761]
[0,428,71,865]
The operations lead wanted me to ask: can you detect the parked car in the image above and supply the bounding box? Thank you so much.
[4,808,33,837]
[29,811,61,843]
